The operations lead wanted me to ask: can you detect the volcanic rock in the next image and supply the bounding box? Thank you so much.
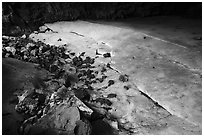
[103,53,111,58]
[119,74,129,82]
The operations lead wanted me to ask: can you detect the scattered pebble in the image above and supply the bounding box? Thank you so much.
[124,85,131,90]
[103,53,111,58]
[107,93,117,98]
[101,66,107,73]
[108,80,115,86]
[119,74,129,82]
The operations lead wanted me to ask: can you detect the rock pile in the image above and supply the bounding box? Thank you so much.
[2,35,120,135]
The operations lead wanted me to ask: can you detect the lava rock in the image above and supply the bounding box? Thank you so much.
[79,52,86,57]
[119,74,129,82]
[96,78,103,83]
[61,53,70,59]
[63,64,76,74]
[5,46,16,55]
[72,56,83,67]
[108,80,115,86]
[101,67,107,73]
[55,106,80,132]
[56,86,68,99]
[70,52,75,56]
[83,56,95,64]
[103,53,111,58]
[107,93,117,98]
[102,75,107,80]
[124,85,131,90]
[94,71,99,74]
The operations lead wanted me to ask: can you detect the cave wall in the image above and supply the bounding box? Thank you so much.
[2,2,202,36]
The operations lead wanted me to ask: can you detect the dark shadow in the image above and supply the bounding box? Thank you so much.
[91,119,118,135]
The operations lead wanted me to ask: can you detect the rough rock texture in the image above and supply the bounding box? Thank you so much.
[24,105,80,135]
[2,36,96,134]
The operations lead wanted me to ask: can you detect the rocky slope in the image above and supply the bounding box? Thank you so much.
[2,20,202,135]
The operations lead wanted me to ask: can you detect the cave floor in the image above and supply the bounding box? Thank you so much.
[3,16,202,134]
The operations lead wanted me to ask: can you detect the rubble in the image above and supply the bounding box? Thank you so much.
[2,36,97,134]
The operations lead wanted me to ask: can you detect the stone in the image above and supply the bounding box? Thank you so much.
[107,93,117,98]
[26,43,35,49]
[20,47,27,53]
[56,86,68,99]
[103,53,111,58]
[75,119,92,135]
[108,80,115,86]
[21,34,26,39]
[79,52,86,56]
[5,46,16,55]
[83,56,95,64]
[69,95,93,116]
[96,78,104,83]
[72,56,83,67]
[101,66,107,73]
[30,50,36,56]
[70,52,75,56]
[54,106,80,132]
[119,74,129,82]
[63,64,76,74]
[124,85,131,90]
[61,53,70,59]
[27,105,80,135]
